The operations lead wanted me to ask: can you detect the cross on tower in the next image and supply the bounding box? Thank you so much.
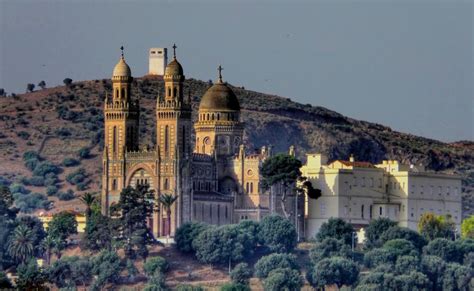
[218,65,223,83]
[172,43,177,58]
[120,46,124,58]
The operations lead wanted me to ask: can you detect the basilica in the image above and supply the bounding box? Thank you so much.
[100,46,297,238]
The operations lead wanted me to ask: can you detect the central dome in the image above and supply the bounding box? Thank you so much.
[199,82,240,112]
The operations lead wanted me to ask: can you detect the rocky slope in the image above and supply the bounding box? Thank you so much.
[0,77,472,216]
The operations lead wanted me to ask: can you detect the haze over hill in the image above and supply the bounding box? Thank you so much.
[0,77,472,217]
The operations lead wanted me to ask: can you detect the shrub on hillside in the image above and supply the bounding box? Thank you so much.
[220,282,250,291]
[230,263,252,285]
[33,161,60,177]
[46,186,58,196]
[17,131,30,140]
[57,190,75,201]
[26,176,45,187]
[66,168,86,185]
[9,183,30,195]
[24,158,39,171]
[176,285,205,291]
[143,256,169,277]
[379,226,427,251]
[62,158,80,167]
[316,217,355,245]
[78,147,90,159]
[23,151,40,161]
[14,192,49,213]
[263,268,302,291]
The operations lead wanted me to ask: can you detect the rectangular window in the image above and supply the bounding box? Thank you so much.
[379,207,383,216]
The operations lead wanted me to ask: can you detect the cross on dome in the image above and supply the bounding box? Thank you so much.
[172,43,177,59]
[217,65,223,83]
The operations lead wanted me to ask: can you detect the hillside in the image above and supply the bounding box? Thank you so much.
[0,77,472,217]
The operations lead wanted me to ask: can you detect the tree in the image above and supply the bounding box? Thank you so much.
[316,217,355,245]
[0,185,13,207]
[421,255,446,291]
[418,212,455,241]
[394,255,420,274]
[111,185,155,259]
[0,271,12,288]
[63,78,73,86]
[424,238,462,263]
[260,154,302,218]
[91,250,123,290]
[38,80,46,89]
[80,192,96,218]
[176,285,205,291]
[144,256,169,277]
[363,248,397,268]
[47,256,92,288]
[254,253,298,279]
[0,88,4,97]
[230,263,252,285]
[382,239,419,258]
[379,226,427,250]
[78,147,90,159]
[175,222,209,253]
[236,219,260,250]
[364,218,397,249]
[441,263,473,291]
[158,193,178,240]
[392,271,431,291]
[309,238,351,264]
[7,224,35,264]
[309,257,359,289]
[47,211,78,243]
[258,215,297,253]
[144,272,167,291]
[461,215,474,239]
[17,216,46,257]
[26,83,35,92]
[82,212,113,251]
[15,259,47,290]
[193,225,252,267]
[263,268,302,291]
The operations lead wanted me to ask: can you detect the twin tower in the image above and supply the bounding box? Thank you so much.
[101,46,256,237]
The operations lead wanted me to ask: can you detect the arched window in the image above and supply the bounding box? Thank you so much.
[115,89,119,98]
[211,114,215,120]
[361,205,365,218]
[369,205,373,219]
[246,182,249,194]
[164,178,169,190]
[217,114,220,120]
[168,87,171,97]
[250,182,254,194]
[112,179,117,190]
[121,88,125,99]
[164,125,169,156]
[173,87,177,97]
[113,126,117,153]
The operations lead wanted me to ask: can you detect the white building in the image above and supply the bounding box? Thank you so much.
[148,48,167,75]
[301,154,462,240]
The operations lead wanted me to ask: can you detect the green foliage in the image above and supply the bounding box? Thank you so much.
[57,189,75,201]
[263,268,302,291]
[260,154,302,188]
[38,80,46,89]
[220,282,251,291]
[17,131,30,140]
[112,185,155,259]
[82,212,112,251]
[441,263,473,291]
[16,259,47,290]
[364,218,398,249]
[79,192,96,217]
[33,161,60,177]
[423,238,462,263]
[66,168,87,185]
[364,248,397,268]
[62,158,80,167]
[26,83,35,92]
[258,215,297,253]
[24,158,40,171]
[461,215,474,239]
[395,255,420,274]
[0,185,13,207]
[26,176,45,186]
[78,147,91,159]
[379,226,427,250]
[418,212,455,241]
[176,285,205,291]
[383,239,419,258]
[144,272,167,291]
[193,224,254,265]
[308,256,359,288]
[144,256,169,277]
[17,216,46,256]
[420,255,446,291]
[175,222,209,253]
[47,211,78,242]
[126,259,138,282]
[316,217,355,245]
[91,250,123,289]
[236,219,260,249]
[46,185,59,196]
[7,224,34,264]
[63,78,73,85]
[230,262,252,285]
[254,253,298,279]
[13,192,50,213]
[9,183,30,194]
[309,238,351,264]
[46,256,92,288]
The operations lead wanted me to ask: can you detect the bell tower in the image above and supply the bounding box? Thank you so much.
[102,47,139,215]
[155,44,192,236]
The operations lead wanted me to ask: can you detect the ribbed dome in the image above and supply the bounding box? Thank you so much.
[113,57,131,77]
[199,82,240,111]
[165,59,184,76]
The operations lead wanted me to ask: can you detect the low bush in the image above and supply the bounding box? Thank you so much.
[143,256,169,277]
[46,185,58,196]
[62,158,80,167]
[57,190,75,201]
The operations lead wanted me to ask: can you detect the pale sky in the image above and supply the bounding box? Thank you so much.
[0,0,472,142]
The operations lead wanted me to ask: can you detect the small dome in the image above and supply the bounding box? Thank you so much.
[199,82,240,112]
[165,59,184,76]
[113,57,131,77]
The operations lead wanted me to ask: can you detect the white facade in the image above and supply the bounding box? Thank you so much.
[302,154,462,239]
[148,48,167,75]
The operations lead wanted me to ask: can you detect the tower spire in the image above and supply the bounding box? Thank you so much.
[172,43,177,59]
[120,46,124,59]
[217,65,223,83]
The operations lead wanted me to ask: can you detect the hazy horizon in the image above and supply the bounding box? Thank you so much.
[0,0,472,142]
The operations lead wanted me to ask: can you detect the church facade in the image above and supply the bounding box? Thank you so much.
[101,47,296,238]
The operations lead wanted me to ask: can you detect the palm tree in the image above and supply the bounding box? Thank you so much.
[7,224,34,264]
[79,192,96,217]
[40,235,56,265]
[158,194,178,243]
